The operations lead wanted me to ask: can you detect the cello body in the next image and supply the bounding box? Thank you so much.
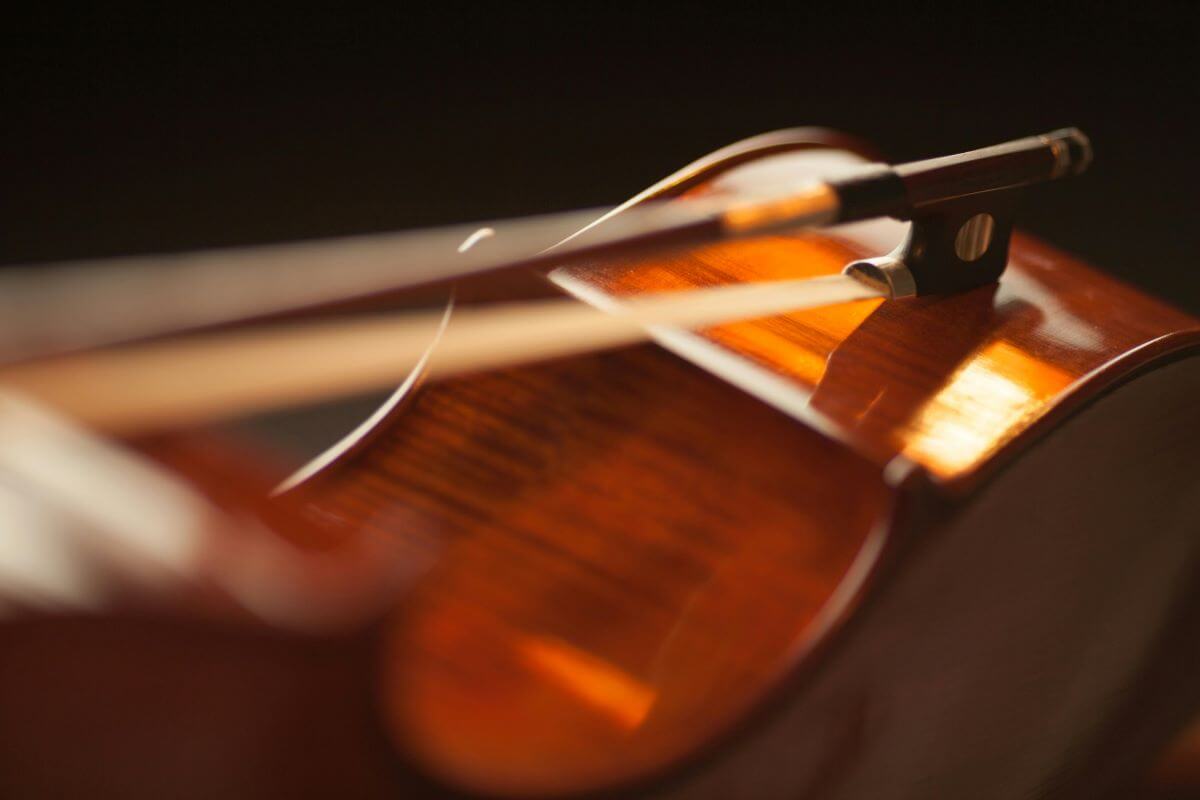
[1,130,1198,798]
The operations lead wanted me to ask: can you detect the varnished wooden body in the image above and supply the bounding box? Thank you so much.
[2,131,1198,798]
[271,132,1200,797]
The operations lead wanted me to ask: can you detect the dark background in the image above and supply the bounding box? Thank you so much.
[4,3,1199,313]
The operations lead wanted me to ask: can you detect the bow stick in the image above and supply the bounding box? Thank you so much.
[0,129,1091,430]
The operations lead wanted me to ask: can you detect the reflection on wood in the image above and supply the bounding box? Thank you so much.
[900,340,1073,476]
[561,225,1200,489]
[284,136,1200,796]
[518,634,658,730]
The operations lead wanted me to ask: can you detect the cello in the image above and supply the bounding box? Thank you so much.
[0,127,1197,798]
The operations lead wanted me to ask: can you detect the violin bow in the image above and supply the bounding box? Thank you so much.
[0,129,1091,432]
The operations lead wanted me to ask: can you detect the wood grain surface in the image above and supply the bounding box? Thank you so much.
[279,133,1200,795]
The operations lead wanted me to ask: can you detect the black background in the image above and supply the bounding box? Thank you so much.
[4,3,1199,312]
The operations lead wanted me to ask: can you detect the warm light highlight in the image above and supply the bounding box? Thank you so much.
[901,341,1073,476]
[518,635,657,730]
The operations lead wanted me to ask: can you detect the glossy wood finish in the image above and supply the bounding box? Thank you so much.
[298,345,890,796]
[556,148,1200,490]
[656,353,1200,799]
[276,132,1200,796]
[4,127,1199,799]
